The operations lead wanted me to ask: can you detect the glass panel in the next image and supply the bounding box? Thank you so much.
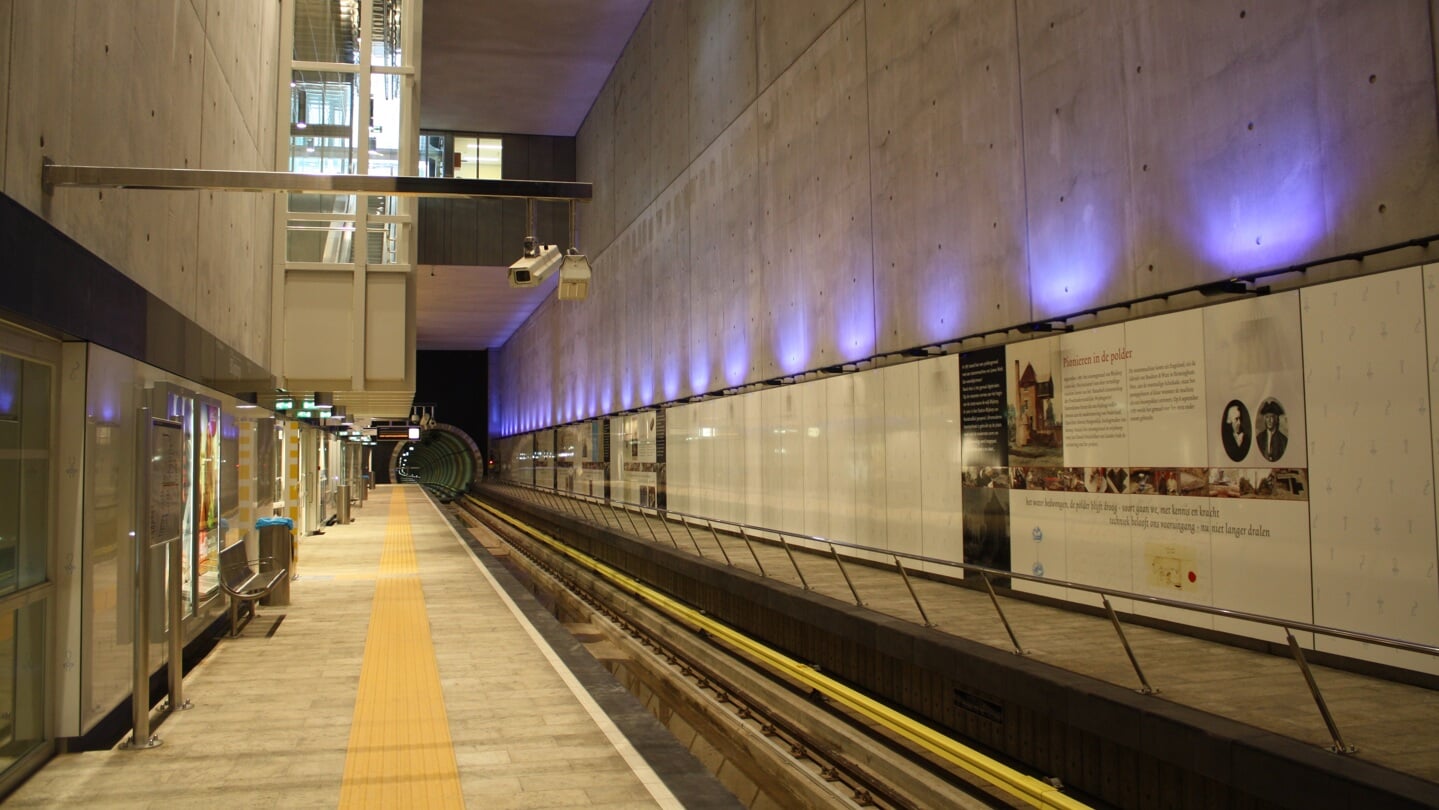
[290,71,357,173]
[294,0,360,64]
[418,132,450,178]
[370,0,403,67]
[0,602,46,774]
[17,361,49,590]
[0,356,18,596]
[289,194,357,215]
[368,77,404,176]
[367,195,398,217]
[0,353,49,596]
[366,221,406,265]
[287,221,356,264]
[453,136,502,180]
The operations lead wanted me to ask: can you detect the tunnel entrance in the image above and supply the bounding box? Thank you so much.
[390,423,481,497]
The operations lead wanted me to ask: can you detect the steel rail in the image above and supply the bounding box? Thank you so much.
[467,494,1091,810]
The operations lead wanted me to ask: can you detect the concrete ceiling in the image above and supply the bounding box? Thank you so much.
[416,264,559,350]
[420,0,649,136]
[415,0,647,352]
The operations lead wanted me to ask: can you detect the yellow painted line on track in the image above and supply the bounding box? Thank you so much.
[340,490,464,809]
[470,496,1093,810]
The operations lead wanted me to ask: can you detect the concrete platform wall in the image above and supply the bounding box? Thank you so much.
[492,0,1439,431]
[0,0,280,367]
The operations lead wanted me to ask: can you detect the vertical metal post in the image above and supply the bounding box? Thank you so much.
[830,545,863,607]
[166,537,192,712]
[1102,595,1155,694]
[706,520,734,566]
[778,536,810,589]
[680,517,705,558]
[982,573,1027,656]
[737,527,768,577]
[1285,628,1355,753]
[125,409,161,750]
[895,557,934,628]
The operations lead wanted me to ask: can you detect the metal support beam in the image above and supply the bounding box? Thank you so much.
[42,163,593,201]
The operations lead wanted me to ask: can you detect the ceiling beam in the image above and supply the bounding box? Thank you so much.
[42,163,592,201]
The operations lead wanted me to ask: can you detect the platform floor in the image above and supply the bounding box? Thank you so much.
[7,485,739,809]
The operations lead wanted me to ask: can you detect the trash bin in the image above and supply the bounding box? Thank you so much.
[337,485,351,524]
[359,475,369,504]
[257,522,294,606]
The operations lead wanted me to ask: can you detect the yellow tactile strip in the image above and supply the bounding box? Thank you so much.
[339,490,464,809]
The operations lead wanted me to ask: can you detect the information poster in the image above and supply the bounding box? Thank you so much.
[960,346,1010,577]
[960,346,1008,469]
[616,411,662,508]
[968,294,1312,629]
[1060,323,1129,468]
[196,401,221,602]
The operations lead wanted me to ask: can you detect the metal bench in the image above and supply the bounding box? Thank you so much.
[219,541,287,637]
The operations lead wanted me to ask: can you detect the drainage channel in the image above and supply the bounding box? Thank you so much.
[453,498,1028,810]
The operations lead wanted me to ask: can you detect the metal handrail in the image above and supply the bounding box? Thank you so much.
[480,477,1439,755]
[489,479,1439,659]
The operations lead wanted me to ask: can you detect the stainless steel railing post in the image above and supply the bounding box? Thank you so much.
[894,556,934,628]
[706,520,734,566]
[982,573,1027,656]
[1102,595,1155,694]
[618,502,643,537]
[680,517,706,558]
[779,536,810,590]
[737,527,768,577]
[830,544,863,607]
[1285,628,1356,753]
[641,508,662,545]
[657,511,680,549]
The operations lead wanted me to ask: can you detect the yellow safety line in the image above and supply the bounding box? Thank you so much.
[340,490,464,809]
[470,497,1093,810]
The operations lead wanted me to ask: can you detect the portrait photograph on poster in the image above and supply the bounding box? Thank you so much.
[1204,293,1306,468]
[1255,398,1289,462]
[1220,399,1252,463]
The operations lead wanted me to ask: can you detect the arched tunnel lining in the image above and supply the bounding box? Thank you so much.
[391,422,480,493]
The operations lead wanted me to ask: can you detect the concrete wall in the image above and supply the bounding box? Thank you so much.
[493,0,1439,434]
[0,0,280,368]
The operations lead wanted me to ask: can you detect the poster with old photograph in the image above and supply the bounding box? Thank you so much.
[1006,336,1064,468]
[1203,292,1306,468]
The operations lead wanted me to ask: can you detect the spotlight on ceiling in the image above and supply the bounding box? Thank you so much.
[557,249,591,301]
[509,236,562,288]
